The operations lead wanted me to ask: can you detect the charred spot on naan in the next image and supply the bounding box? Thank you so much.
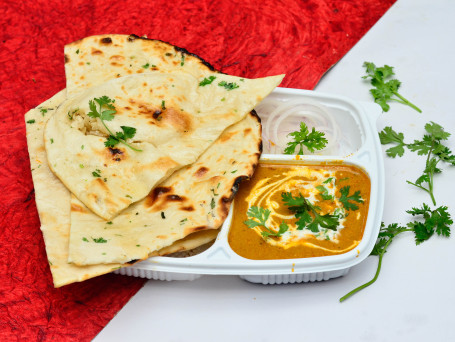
[145,186,172,207]
[193,166,209,178]
[100,37,113,45]
[71,202,89,214]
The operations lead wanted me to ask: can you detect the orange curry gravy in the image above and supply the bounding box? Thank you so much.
[228,163,371,260]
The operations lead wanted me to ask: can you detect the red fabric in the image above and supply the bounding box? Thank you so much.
[0,0,395,340]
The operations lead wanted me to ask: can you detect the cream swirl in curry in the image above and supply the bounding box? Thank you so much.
[229,163,371,260]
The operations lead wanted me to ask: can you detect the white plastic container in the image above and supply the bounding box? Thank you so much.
[115,87,384,284]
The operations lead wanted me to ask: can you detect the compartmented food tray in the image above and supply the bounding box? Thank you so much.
[115,87,385,284]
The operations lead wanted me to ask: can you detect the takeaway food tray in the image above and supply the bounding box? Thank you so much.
[115,87,385,284]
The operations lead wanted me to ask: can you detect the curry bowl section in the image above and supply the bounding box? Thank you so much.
[227,161,371,261]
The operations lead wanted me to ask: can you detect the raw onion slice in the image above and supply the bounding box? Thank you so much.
[255,97,347,155]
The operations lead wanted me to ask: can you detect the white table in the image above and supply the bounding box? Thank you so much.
[95,1,455,341]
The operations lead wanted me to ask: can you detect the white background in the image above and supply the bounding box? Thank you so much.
[95,0,455,341]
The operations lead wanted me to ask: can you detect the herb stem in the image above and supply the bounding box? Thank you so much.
[393,92,422,113]
[97,103,142,152]
[340,229,411,302]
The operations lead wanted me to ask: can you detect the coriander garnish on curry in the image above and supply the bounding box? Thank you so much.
[228,163,370,260]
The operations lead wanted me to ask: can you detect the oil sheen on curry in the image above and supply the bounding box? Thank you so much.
[228,163,371,260]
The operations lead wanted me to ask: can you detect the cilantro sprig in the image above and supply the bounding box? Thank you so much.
[281,192,339,232]
[379,122,455,205]
[87,96,141,152]
[244,206,289,238]
[284,122,328,155]
[340,204,452,302]
[363,62,421,113]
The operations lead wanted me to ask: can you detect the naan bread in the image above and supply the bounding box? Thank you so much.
[64,34,219,97]
[26,91,221,286]
[45,72,283,220]
[68,112,262,265]
[25,90,123,287]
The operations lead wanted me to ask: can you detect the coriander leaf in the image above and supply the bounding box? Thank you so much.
[407,135,434,156]
[261,221,289,238]
[244,206,270,228]
[282,192,339,232]
[105,135,120,148]
[424,121,450,141]
[92,169,101,177]
[218,80,239,91]
[199,76,216,86]
[119,126,136,140]
[378,126,406,157]
[341,204,453,302]
[92,237,107,243]
[284,122,328,155]
[362,62,422,113]
[316,185,333,200]
[339,186,363,211]
[87,96,141,152]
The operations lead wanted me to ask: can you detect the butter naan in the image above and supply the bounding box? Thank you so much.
[68,112,261,265]
[65,34,221,97]
[25,91,222,285]
[45,71,283,220]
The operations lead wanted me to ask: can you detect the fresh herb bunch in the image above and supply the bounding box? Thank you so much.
[87,96,141,152]
[340,204,452,302]
[281,192,339,232]
[379,122,455,205]
[244,206,289,238]
[363,62,422,113]
[284,122,328,155]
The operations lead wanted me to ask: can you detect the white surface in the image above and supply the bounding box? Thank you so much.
[94,0,455,341]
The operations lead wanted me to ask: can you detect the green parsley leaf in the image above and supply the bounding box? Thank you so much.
[261,221,289,238]
[142,63,150,69]
[244,206,288,238]
[362,62,421,113]
[284,122,328,155]
[26,119,35,124]
[339,186,363,211]
[244,206,271,228]
[282,192,339,232]
[87,96,141,152]
[199,76,216,86]
[92,169,101,177]
[341,204,452,302]
[378,126,407,157]
[316,185,333,200]
[92,237,107,243]
[218,80,239,91]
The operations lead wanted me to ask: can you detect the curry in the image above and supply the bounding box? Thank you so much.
[228,162,371,260]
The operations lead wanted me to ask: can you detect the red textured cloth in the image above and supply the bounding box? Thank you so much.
[0,0,395,340]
